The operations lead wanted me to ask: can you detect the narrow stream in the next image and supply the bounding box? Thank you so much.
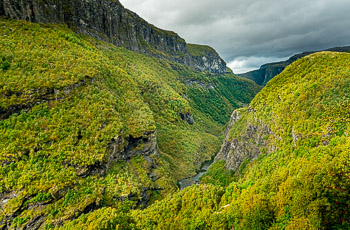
[178,159,213,190]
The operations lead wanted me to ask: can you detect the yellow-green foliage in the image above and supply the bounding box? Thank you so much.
[2,18,348,230]
[187,44,217,57]
[0,18,260,228]
[132,184,225,229]
[188,76,261,125]
[200,160,235,187]
[60,207,135,230]
[132,52,350,229]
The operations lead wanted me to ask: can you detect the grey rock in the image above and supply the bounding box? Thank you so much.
[109,130,158,161]
[216,109,275,171]
[223,110,241,136]
[23,214,46,230]
[74,130,159,178]
[180,112,194,125]
[189,48,227,75]
[0,191,17,211]
[186,79,215,90]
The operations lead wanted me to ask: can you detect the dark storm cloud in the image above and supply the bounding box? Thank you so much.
[120,0,350,73]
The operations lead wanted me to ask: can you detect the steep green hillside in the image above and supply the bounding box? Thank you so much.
[0,19,260,229]
[132,52,350,229]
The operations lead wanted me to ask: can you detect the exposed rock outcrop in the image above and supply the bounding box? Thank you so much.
[216,108,275,171]
[180,112,194,125]
[186,79,215,90]
[108,131,158,163]
[75,131,159,178]
[107,131,162,209]
[0,0,227,74]
[188,44,227,74]
[0,76,95,120]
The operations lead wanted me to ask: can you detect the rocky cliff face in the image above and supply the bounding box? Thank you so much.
[188,44,227,74]
[0,0,227,74]
[240,46,350,86]
[215,108,275,171]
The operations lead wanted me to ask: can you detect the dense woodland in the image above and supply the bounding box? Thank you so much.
[132,52,350,229]
[0,11,349,230]
[0,19,261,229]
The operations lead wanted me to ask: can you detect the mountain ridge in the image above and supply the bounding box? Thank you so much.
[0,0,228,74]
[2,0,349,229]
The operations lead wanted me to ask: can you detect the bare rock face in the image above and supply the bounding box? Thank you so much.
[108,131,159,163]
[76,131,159,178]
[190,49,227,75]
[180,112,194,125]
[0,0,227,74]
[216,109,275,171]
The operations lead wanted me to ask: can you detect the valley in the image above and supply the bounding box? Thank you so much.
[0,13,260,229]
[0,0,349,229]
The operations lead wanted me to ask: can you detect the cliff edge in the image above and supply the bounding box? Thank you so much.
[0,0,227,74]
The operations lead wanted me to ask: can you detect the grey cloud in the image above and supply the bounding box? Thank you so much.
[227,56,287,74]
[120,0,350,73]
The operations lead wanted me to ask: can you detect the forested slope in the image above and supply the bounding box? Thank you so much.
[133,52,350,229]
[0,19,260,229]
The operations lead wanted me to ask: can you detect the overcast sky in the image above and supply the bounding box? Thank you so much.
[120,0,350,74]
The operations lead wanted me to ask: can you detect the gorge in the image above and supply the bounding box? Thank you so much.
[0,0,349,229]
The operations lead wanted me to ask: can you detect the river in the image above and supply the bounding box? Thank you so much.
[178,159,213,190]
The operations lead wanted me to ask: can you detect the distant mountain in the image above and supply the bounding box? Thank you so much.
[240,46,350,85]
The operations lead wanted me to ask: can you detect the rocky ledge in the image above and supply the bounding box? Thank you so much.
[215,108,276,171]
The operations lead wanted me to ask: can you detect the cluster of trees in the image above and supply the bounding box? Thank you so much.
[185,72,261,125]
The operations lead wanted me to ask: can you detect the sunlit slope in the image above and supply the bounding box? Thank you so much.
[133,52,350,229]
[0,19,260,228]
